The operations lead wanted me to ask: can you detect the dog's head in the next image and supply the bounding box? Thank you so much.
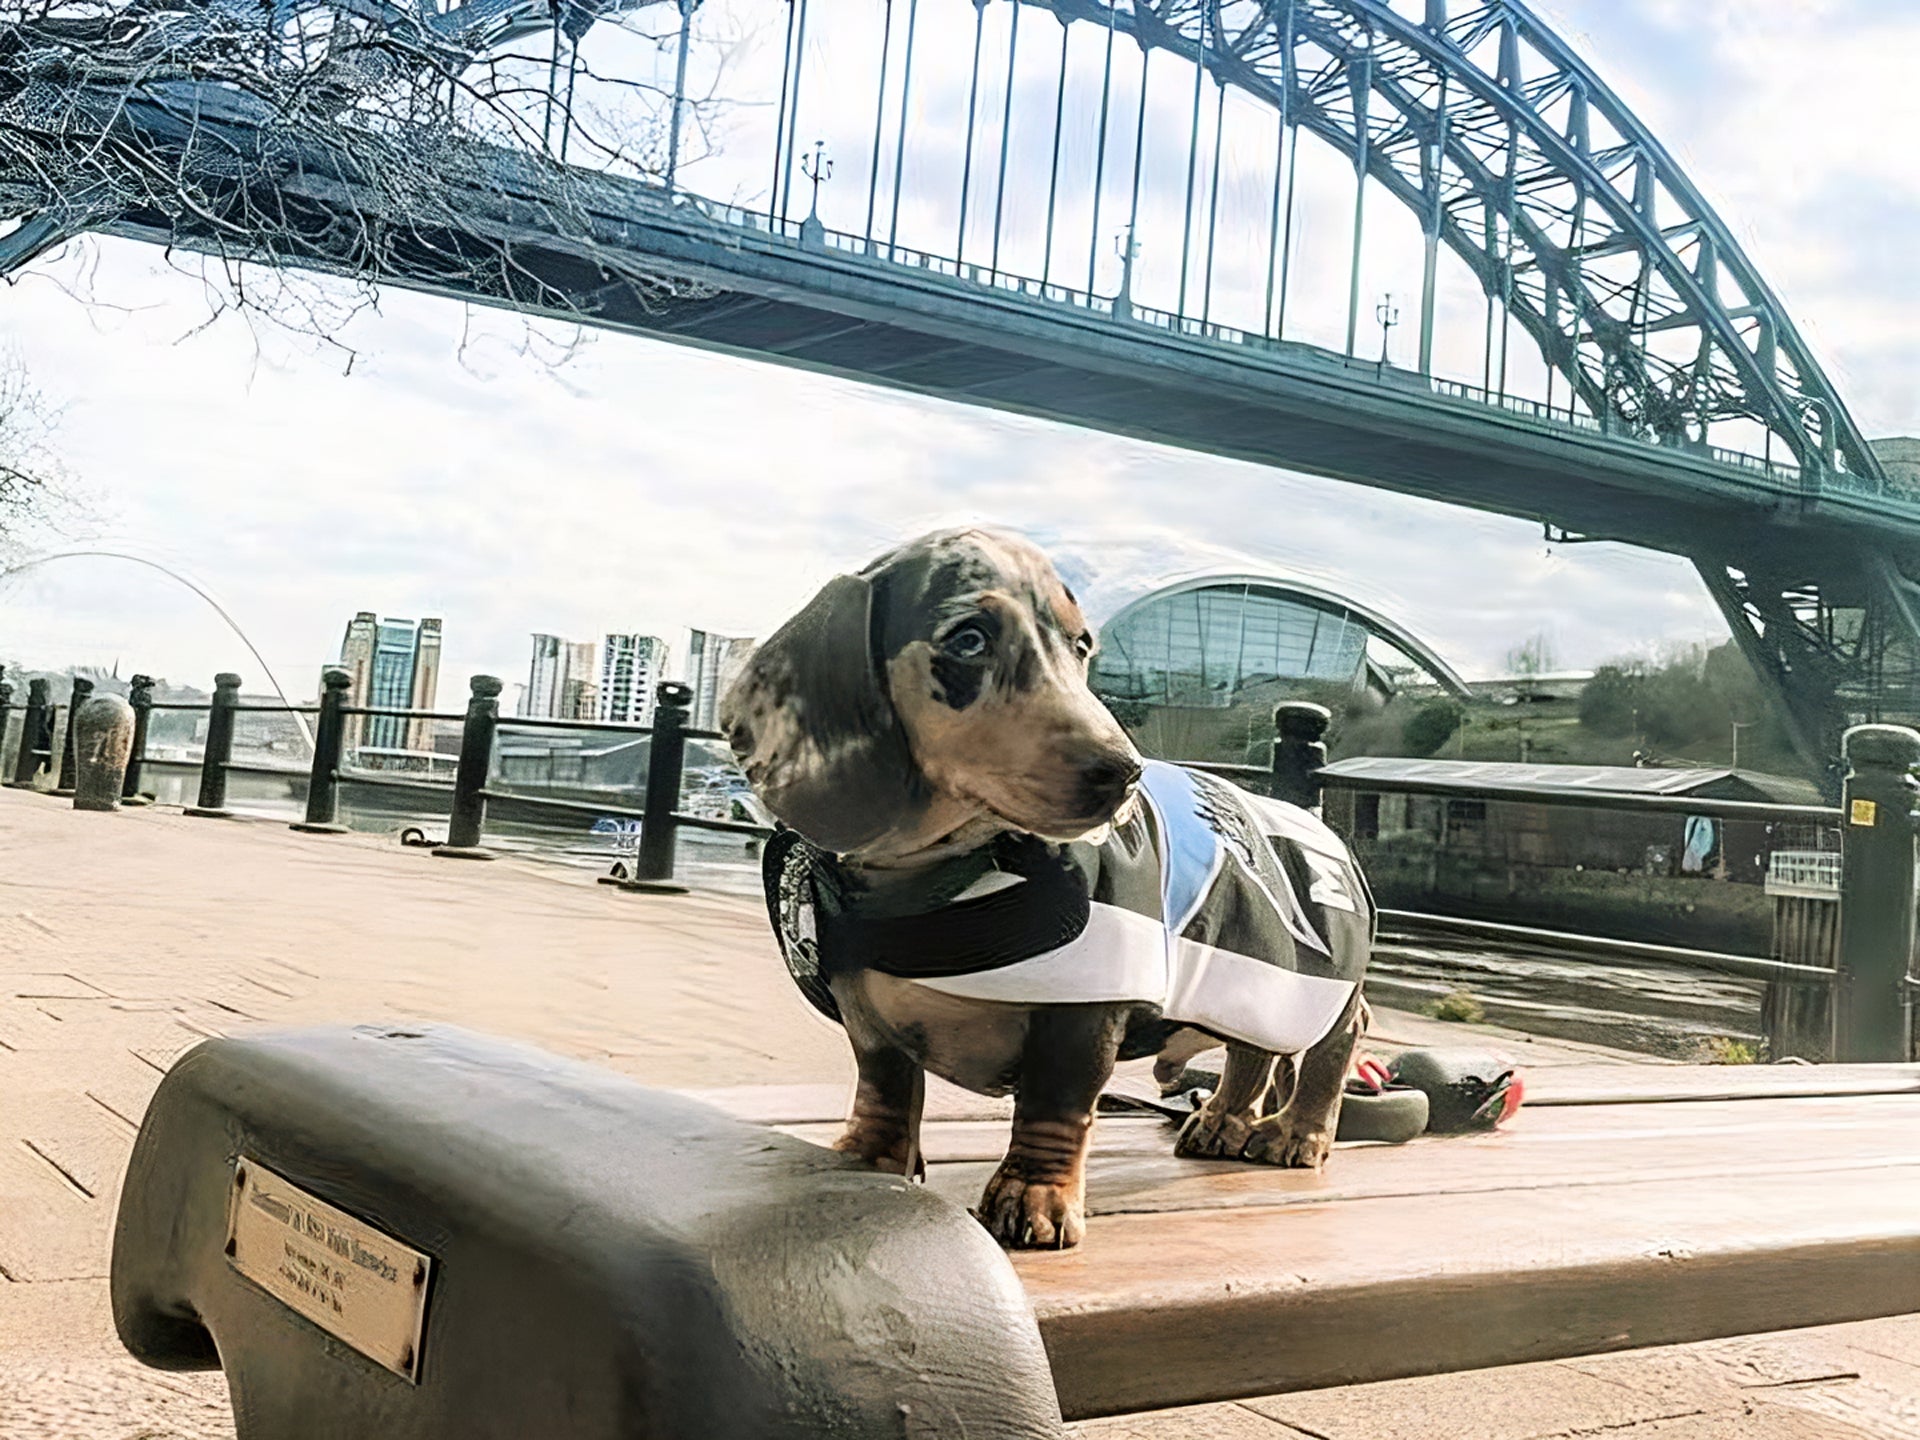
[721,528,1142,859]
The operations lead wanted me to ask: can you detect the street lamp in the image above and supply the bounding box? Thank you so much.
[1114,226,1140,317]
[1375,292,1401,377]
[800,139,832,224]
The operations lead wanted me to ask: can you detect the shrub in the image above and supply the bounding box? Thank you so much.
[1425,989,1486,1024]
[1403,699,1465,757]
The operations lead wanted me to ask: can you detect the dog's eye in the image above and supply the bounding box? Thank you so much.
[942,625,990,660]
[1073,633,1095,661]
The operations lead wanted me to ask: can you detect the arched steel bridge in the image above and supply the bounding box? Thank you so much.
[3,0,1913,790]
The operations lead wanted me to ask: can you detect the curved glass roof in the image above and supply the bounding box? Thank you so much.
[1091,574,1468,708]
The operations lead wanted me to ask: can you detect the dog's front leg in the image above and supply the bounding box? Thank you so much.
[834,1023,927,1180]
[979,1005,1125,1250]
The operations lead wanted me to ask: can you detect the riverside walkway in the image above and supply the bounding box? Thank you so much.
[2,788,1917,1438]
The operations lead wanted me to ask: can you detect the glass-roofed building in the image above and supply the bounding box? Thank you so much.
[1085,572,1468,766]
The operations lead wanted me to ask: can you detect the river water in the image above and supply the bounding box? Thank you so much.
[141,761,766,898]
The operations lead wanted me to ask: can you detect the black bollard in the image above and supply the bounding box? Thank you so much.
[292,669,353,835]
[620,681,692,895]
[0,674,12,784]
[1834,724,1920,1063]
[185,673,242,819]
[123,675,155,806]
[433,675,500,860]
[8,678,51,788]
[53,676,94,796]
[1270,700,1332,812]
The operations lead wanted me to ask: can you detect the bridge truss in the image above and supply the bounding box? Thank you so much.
[1,0,1913,789]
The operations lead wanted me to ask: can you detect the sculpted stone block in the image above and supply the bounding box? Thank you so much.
[74,693,135,812]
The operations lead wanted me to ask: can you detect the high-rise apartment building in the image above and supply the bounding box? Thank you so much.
[523,634,567,719]
[686,630,756,730]
[562,640,600,720]
[599,634,669,725]
[336,613,442,751]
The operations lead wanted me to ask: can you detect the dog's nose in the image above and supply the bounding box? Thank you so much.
[1078,754,1143,816]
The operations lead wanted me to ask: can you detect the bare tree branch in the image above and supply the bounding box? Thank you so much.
[0,0,727,361]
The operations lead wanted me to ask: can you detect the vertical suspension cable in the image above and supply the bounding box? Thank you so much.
[1085,7,1118,296]
[769,0,799,219]
[956,1,988,265]
[886,0,919,256]
[990,0,1022,276]
[665,0,694,194]
[543,19,561,152]
[1560,180,1589,419]
[1276,0,1300,339]
[1483,288,1495,391]
[1200,60,1226,324]
[1497,125,1516,401]
[1176,15,1207,318]
[778,0,813,228]
[1417,85,1447,376]
[560,32,580,162]
[1344,44,1371,357]
[864,0,895,242]
[1041,17,1070,286]
[1122,40,1150,298]
[1263,88,1286,336]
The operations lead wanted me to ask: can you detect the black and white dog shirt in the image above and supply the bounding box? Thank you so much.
[764,760,1373,1056]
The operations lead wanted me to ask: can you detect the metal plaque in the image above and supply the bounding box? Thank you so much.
[226,1157,432,1383]
[1852,798,1879,828]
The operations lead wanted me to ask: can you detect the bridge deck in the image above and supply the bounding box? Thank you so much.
[699,1069,1920,1421]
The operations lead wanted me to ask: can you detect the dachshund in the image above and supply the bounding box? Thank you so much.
[722,528,1374,1250]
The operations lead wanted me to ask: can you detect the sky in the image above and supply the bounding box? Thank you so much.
[0,0,1915,707]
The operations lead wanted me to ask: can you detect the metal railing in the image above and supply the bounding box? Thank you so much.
[1766,850,1843,895]
[7,658,1910,1060]
[290,667,769,885]
[65,664,767,884]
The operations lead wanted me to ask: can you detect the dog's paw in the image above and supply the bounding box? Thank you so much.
[976,1167,1085,1250]
[1174,1102,1256,1160]
[1241,1116,1334,1170]
[832,1126,926,1181]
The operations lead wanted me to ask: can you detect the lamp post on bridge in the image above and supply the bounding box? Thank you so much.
[1376,293,1401,378]
[1114,227,1139,321]
[799,140,832,247]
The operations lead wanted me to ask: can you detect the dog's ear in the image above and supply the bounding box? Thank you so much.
[720,572,928,855]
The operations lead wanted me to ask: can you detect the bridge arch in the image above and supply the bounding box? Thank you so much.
[1009,0,1880,492]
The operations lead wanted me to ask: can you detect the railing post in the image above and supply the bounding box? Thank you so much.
[292,669,353,835]
[434,675,500,860]
[620,681,692,895]
[7,678,50,788]
[1834,724,1920,1063]
[1270,700,1332,812]
[52,676,93,796]
[185,673,242,819]
[122,675,155,805]
[0,674,12,782]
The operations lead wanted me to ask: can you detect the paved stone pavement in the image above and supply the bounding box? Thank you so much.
[2,788,1916,1438]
